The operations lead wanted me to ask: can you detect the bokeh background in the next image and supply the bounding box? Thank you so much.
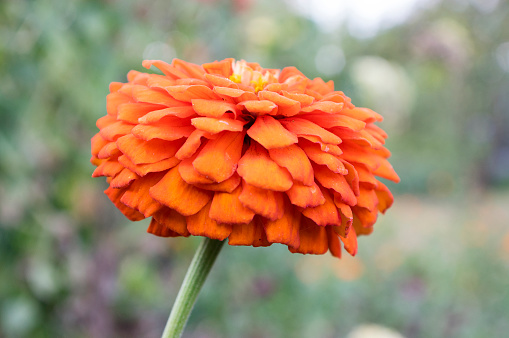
[1,0,509,337]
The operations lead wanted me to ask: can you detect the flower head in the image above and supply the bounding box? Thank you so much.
[91,58,399,258]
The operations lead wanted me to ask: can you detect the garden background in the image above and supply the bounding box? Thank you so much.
[1,0,508,337]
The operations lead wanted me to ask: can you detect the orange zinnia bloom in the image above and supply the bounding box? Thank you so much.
[91,58,399,258]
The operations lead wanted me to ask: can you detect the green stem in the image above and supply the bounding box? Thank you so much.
[161,237,225,338]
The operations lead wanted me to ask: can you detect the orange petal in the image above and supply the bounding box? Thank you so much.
[186,201,232,240]
[356,187,378,211]
[91,133,109,158]
[191,117,245,134]
[96,115,116,129]
[97,142,119,159]
[300,101,344,114]
[213,87,258,102]
[238,180,285,221]
[279,66,306,82]
[228,216,271,247]
[333,199,353,237]
[340,160,360,196]
[99,121,134,141]
[178,153,215,185]
[110,168,139,188]
[118,155,180,177]
[175,129,213,160]
[237,100,278,116]
[301,143,347,174]
[106,92,131,116]
[117,103,166,123]
[152,207,190,236]
[268,145,314,186]
[132,86,183,106]
[262,197,301,248]
[142,60,189,79]
[340,142,380,170]
[120,172,165,217]
[166,85,219,102]
[355,163,378,189]
[352,206,378,228]
[286,181,325,208]
[92,157,124,178]
[339,226,358,256]
[172,58,206,79]
[149,166,212,216]
[302,113,366,131]
[192,131,244,183]
[301,186,341,226]
[131,122,195,141]
[258,90,301,116]
[327,227,342,258]
[281,91,314,106]
[146,74,176,89]
[202,59,234,77]
[298,136,343,156]
[237,142,293,191]
[280,118,341,145]
[209,185,255,224]
[372,158,401,183]
[194,173,241,193]
[138,106,196,123]
[116,135,183,164]
[247,116,298,149]
[341,107,383,123]
[314,165,357,206]
[192,99,239,118]
[104,186,145,221]
[147,218,182,237]
[374,180,394,213]
[289,217,328,254]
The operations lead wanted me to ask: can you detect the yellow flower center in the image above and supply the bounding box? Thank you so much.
[230,60,273,93]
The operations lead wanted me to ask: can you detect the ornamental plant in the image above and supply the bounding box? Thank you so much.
[91,58,399,337]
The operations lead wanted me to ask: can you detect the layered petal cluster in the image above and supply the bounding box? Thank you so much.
[91,58,399,258]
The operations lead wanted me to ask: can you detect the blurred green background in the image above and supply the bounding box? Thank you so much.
[1,0,509,337]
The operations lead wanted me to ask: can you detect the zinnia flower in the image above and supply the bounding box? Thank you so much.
[91,58,399,258]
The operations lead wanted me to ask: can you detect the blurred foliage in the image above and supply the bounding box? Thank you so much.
[1,0,508,337]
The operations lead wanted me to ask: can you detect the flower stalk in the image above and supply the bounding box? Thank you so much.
[161,237,225,338]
